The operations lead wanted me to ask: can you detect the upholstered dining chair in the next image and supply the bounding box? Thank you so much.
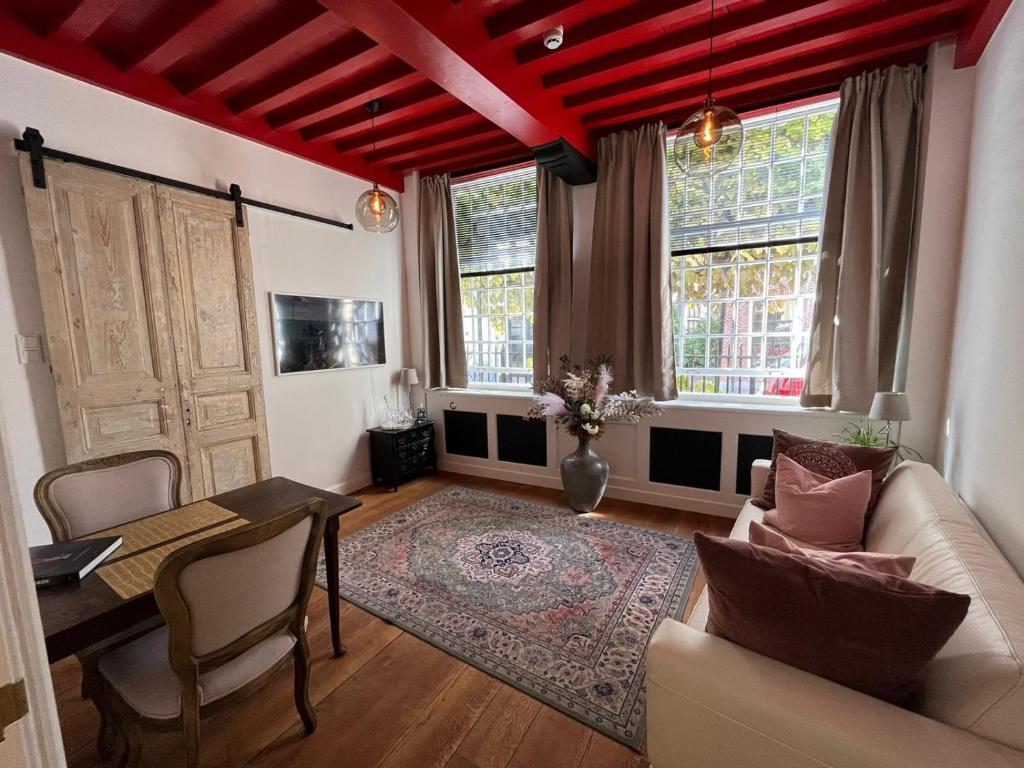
[34,450,185,758]
[33,450,183,542]
[93,498,327,768]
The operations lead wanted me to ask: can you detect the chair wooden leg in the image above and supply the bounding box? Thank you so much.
[79,655,116,760]
[96,702,118,760]
[117,717,142,768]
[181,687,201,768]
[293,633,317,735]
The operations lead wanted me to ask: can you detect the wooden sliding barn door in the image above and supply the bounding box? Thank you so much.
[18,158,191,489]
[156,187,272,500]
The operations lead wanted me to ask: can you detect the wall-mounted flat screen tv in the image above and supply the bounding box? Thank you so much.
[271,292,385,375]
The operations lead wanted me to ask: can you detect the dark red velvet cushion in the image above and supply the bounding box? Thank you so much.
[694,532,970,704]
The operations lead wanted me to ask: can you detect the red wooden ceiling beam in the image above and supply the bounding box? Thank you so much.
[226,33,383,117]
[127,0,258,74]
[543,0,839,91]
[0,10,403,190]
[548,0,909,93]
[266,66,423,132]
[597,48,926,138]
[486,0,584,39]
[516,0,705,68]
[389,133,525,171]
[565,0,968,111]
[414,145,534,178]
[329,99,475,150]
[955,0,1013,67]
[176,8,337,97]
[48,0,124,43]
[323,0,596,158]
[367,125,508,166]
[590,38,934,132]
[306,88,458,145]
[484,0,621,44]
[339,111,490,157]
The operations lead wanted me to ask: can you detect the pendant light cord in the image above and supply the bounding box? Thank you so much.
[707,0,714,100]
[370,109,378,185]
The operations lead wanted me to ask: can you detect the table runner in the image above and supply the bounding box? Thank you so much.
[86,499,239,558]
[89,500,246,599]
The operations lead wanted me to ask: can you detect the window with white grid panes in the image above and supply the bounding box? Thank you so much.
[668,99,837,397]
[458,271,534,386]
[452,165,536,386]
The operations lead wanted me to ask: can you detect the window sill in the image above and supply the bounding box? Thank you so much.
[430,387,848,418]
[440,386,533,398]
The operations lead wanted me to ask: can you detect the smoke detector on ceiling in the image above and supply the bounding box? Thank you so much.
[543,25,564,50]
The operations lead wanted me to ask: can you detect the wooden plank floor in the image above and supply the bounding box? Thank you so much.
[53,472,732,768]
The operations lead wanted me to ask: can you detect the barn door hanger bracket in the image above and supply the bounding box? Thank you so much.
[228,183,244,227]
[22,127,46,189]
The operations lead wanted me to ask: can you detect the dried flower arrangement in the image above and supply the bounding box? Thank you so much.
[526,355,661,439]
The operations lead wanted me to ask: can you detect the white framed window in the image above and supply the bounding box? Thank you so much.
[668,99,838,398]
[452,164,537,387]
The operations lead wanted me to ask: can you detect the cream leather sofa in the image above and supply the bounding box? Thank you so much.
[647,460,1024,768]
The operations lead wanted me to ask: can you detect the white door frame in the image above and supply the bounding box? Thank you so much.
[0,399,66,766]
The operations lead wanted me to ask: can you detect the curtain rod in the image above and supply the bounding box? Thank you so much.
[13,127,353,231]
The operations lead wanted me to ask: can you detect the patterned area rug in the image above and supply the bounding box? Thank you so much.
[317,486,700,750]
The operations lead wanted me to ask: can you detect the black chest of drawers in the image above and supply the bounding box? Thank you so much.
[366,421,437,491]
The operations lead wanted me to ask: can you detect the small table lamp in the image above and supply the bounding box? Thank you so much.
[402,368,419,409]
[869,392,911,446]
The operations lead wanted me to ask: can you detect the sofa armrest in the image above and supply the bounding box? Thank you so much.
[646,619,1024,768]
[750,458,772,500]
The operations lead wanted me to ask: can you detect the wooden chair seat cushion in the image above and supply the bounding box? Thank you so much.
[97,625,296,720]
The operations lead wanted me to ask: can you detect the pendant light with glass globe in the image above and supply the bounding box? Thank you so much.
[673,0,744,177]
[355,99,400,233]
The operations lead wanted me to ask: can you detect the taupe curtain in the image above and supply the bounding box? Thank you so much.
[417,174,467,389]
[585,123,677,400]
[801,65,923,411]
[532,166,573,384]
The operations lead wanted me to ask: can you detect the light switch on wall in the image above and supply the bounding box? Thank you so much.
[15,334,44,365]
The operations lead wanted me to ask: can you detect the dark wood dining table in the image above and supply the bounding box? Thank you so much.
[36,477,362,663]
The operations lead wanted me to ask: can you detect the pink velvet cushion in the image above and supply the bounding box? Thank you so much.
[764,454,871,552]
[748,521,916,577]
[694,532,970,705]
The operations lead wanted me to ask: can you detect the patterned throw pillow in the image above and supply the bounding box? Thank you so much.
[752,429,897,513]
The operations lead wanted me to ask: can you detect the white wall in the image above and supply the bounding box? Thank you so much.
[0,53,405,544]
[901,41,976,464]
[249,209,405,501]
[942,0,1024,576]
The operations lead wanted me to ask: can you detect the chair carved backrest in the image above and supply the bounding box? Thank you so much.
[153,499,327,697]
[34,450,183,541]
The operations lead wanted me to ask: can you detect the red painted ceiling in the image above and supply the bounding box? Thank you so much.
[0,0,1007,191]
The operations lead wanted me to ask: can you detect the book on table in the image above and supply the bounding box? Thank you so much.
[30,536,122,588]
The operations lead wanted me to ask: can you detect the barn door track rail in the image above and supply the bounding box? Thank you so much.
[14,127,354,231]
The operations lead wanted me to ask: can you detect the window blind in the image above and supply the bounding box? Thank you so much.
[452,165,537,276]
